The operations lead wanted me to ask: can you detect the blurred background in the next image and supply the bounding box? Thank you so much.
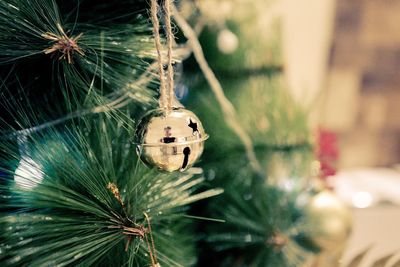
[185,0,400,265]
[320,0,400,265]
[281,0,400,265]
[322,0,400,168]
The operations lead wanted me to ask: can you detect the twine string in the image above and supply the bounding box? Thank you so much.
[163,0,175,110]
[150,0,175,110]
[150,0,167,108]
[171,5,263,174]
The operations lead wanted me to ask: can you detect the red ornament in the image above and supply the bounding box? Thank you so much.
[317,128,339,179]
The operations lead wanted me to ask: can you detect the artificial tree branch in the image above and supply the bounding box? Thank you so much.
[0,40,197,140]
[0,60,163,140]
[171,5,263,174]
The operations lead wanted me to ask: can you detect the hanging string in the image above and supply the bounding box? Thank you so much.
[150,0,168,109]
[163,0,175,110]
[171,5,263,174]
[150,0,175,110]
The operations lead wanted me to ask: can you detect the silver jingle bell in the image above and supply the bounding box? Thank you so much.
[135,107,209,172]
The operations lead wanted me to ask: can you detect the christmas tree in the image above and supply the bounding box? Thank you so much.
[0,0,352,266]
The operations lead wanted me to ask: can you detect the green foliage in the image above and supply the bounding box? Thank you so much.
[0,1,321,266]
[184,74,312,153]
[192,146,322,267]
[0,1,227,266]
[197,22,282,74]
[182,72,316,266]
[199,168,314,267]
[0,0,158,124]
[184,105,316,267]
[182,0,282,73]
[0,113,222,266]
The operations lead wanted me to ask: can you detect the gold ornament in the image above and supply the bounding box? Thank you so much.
[140,0,209,172]
[305,190,352,251]
[135,107,208,172]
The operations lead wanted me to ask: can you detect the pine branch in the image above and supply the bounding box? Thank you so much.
[185,73,312,152]
[202,170,315,267]
[0,113,222,266]
[0,0,158,119]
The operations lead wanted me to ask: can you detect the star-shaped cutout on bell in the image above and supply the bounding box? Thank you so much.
[188,118,199,134]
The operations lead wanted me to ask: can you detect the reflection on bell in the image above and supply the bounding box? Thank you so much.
[135,107,209,172]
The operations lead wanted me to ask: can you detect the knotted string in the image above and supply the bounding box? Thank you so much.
[150,0,175,110]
